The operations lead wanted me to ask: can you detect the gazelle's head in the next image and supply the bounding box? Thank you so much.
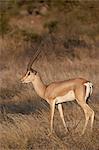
[21,68,37,83]
[21,41,42,84]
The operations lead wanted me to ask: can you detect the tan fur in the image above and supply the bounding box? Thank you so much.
[55,90,75,104]
[45,78,87,101]
[21,71,94,135]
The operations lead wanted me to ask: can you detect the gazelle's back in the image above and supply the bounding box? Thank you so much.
[45,78,87,100]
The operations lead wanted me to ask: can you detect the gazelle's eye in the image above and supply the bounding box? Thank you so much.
[28,72,30,76]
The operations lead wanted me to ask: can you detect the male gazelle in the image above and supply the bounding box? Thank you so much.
[21,49,94,135]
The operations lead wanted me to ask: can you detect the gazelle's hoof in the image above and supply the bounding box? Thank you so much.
[48,130,56,137]
[80,131,85,136]
[90,127,93,133]
[65,127,69,133]
[48,132,52,137]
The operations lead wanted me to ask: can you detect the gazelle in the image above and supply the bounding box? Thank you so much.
[21,48,94,135]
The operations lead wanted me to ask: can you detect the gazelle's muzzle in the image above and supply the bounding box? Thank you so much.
[20,77,25,83]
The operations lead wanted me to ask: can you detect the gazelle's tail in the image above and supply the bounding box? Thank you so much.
[84,82,93,101]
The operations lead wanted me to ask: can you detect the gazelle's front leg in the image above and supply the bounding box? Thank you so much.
[58,103,68,132]
[50,100,56,134]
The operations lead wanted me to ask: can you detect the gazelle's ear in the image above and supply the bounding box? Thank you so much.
[27,71,30,76]
[34,71,37,75]
[30,68,37,75]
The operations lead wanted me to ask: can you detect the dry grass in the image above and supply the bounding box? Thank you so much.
[0,1,99,149]
[0,34,99,150]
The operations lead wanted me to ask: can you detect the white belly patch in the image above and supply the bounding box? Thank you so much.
[55,90,75,104]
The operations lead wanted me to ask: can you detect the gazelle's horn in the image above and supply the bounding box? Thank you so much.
[27,40,43,70]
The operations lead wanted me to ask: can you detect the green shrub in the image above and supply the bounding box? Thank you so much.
[0,12,10,37]
[20,29,41,42]
[0,0,20,38]
[44,20,58,33]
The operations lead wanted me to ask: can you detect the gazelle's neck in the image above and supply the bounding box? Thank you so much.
[32,74,46,99]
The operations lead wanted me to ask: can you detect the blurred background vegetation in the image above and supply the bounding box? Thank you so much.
[0,1,99,150]
[0,0,99,39]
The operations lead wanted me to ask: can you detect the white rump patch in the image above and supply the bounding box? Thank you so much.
[55,90,75,104]
[84,82,93,101]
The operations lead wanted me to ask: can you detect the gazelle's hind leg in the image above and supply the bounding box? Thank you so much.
[58,104,68,132]
[75,86,94,135]
[90,110,94,131]
[81,103,94,135]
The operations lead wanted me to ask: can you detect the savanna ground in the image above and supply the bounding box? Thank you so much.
[0,1,99,150]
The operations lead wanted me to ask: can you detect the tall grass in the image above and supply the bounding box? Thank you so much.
[0,34,99,149]
[0,1,99,149]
